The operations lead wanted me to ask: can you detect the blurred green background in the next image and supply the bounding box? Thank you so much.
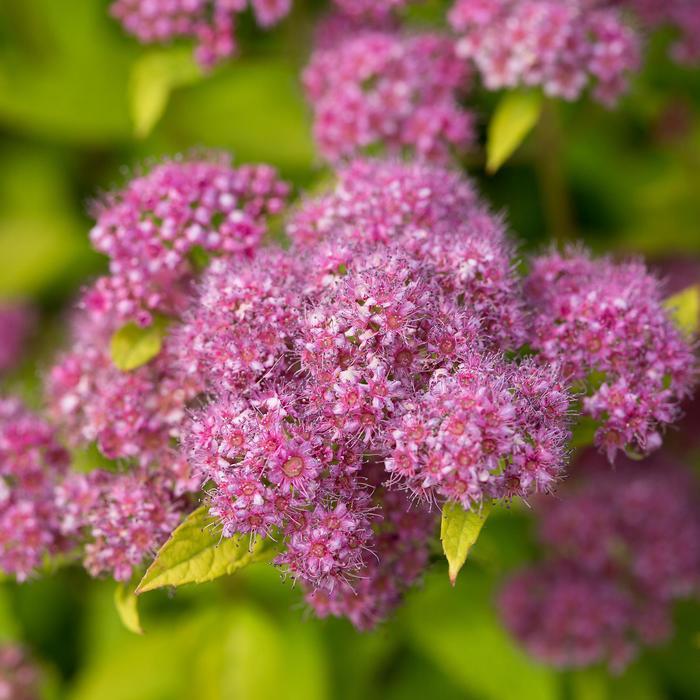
[1,1,699,698]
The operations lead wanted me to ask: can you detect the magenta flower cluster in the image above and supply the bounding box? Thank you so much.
[0,303,34,375]
[181,157,573,623]
[449,0,640,104]
[111,0,292,67]
[303,30,474,162]
[86,154,290,326]
[0,155,695,629]
[499,453,700,671]
[55,468,184,582]
[525,248,696,461]
[0,399,68,581]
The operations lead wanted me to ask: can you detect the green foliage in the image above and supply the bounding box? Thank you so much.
[440,501,491,585]
[69,604,327,700]
[664,284,700,337]
[110,317,169,371]
[113,584,142,636]
[136,506,277,594]
[129,49,202,138]
[486,91,543,173]
[400,569,559,700]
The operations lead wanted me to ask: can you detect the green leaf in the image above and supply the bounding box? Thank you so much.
[440,501,491,585]
[487,91,543,173]
[664,284,700,338]
[110,317,168,371]
[128,48,202,138]
[136,506,275,594]
[113,584,142,635]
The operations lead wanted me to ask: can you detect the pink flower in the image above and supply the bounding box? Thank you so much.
[0,399,69,581]
[449,0,641,104]
[525,247,696,460]
[110,0,293,68]
[303,31,474,162]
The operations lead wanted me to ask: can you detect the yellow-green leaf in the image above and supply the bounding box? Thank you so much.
[128,48,202,139]
[487,91,543,173]
[664,284,700,338]
[440,501,492,585]
[110,317,168,371]
[136,506,276,594]
[114,583,142,635]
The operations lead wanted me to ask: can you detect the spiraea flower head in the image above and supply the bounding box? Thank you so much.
[55,467,185,582]
[46,305,201,468]
[0,399,69,581]
[306,464,436,630]
[303,31,475,162]
[111,0,292,68]
[386,355,571,507]
[499,451,700,671]
[449,0,641,104]
[525,247,696,460]
[499,562,669,672]
[87,154,290,326]
[539,453,700,601]
[173,247,304,394]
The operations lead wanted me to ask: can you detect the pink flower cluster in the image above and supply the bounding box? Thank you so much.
[3,154,695,628]
[0,644,42,700]
[525,248,696,461]
[56,468,184,581]
[183,158,572,622]
[448,0,641,104]
[499,454,700,671]
[303,31,474,162]
[110,0,292,68]
[0,303,34,375]
[47,311,201,468]
[0,399,68,581]
[306,464,436,630]
[86,154,289,326]
[387,357,570,508]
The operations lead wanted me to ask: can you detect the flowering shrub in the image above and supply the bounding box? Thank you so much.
[499,453,700,671]
[0,153,696,632]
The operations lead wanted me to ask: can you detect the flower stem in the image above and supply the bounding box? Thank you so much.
[534,100,575,244]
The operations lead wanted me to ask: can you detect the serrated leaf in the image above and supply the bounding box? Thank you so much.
[664,284,700,338]
[136,506,276,594]
[440,501,492,585]
[110,317,168,371]
[128,48,202,138]
[487,91,543,173]
[114,584,142,635]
